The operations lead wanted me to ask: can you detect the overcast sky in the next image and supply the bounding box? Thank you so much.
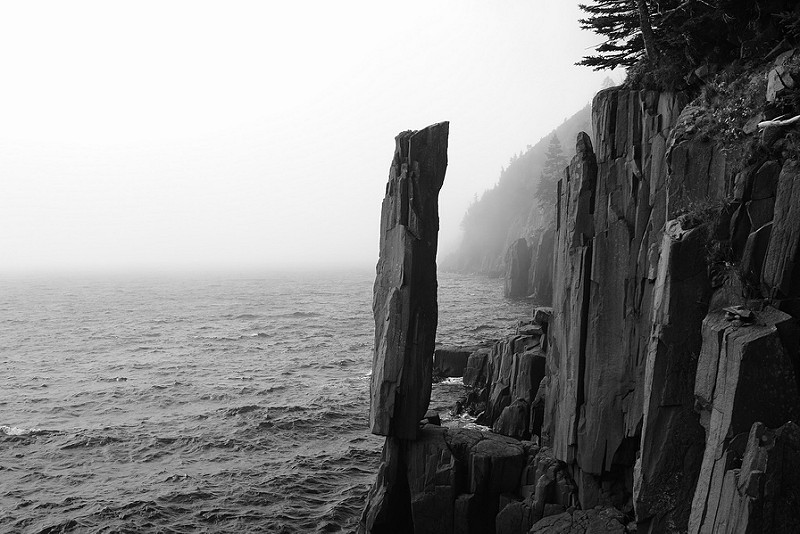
[0,1,620,274]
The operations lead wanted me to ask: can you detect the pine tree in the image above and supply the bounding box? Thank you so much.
[578,0,644,70]
[578,1,794,75]
[535,135,568,223]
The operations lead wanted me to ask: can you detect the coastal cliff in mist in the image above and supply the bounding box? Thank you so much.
[361,2,800,533]
[440,104,592,279]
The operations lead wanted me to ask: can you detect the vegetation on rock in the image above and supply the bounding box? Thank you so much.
[580,0,800,89]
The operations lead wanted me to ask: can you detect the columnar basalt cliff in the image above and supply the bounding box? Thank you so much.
[543,55,800,533]
[362,51,800,534]
[546,89,709,529]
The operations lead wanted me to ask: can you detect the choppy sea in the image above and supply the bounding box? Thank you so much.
[0,270,530,533]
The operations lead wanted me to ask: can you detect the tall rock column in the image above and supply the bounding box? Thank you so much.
[362,122,449,534]
[545,131,597,464]
[371,122,449,439]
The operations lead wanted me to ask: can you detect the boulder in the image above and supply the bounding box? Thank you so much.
[493,399,530,440]
[421,410,441,426]
[532,307,553,328]
[766,49,797,103]
[469,436,525,497]
[517,324,543,337]
[434,346,475,378]
[370,122,449,439]
[463,348,491,388]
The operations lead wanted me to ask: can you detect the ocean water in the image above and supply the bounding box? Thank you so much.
[0,271,530,533]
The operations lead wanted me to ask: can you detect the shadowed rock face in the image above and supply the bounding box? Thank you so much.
[698,421,800,533]
[504,238,531,299]
[370,122,449,440]
[689,308,800,534]
[635,219,709,530]
[546,88,726,530]
[528,227,555,305]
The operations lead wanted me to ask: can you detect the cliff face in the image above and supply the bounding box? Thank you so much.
[362,52,800,534]
[545,54,800,532]
[547,88,712,530]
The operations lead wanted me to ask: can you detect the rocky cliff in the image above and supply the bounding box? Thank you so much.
[543,53,800,532]
[361,51,800,534]
[543,61,800,530]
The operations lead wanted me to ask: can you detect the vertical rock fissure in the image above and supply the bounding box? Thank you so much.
[576,242,592,415]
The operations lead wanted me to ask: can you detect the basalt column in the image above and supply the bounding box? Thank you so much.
[370,122,449,440]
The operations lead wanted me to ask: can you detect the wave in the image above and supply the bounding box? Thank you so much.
[276,311,321,318]
[193,333,270,342]
[224,405,261,416]
[150,382,190,390]
[60,435,123,449]
[192,335,241,342]
[256,385,287,395]
[1,425,48,436]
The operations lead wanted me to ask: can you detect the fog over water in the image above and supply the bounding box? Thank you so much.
[0,1,620,274]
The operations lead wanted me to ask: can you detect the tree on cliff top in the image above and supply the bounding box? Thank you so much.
[577,0,648,70]
[535,135,568,223]
[580,1,800,85]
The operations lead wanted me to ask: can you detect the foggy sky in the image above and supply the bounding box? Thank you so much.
[0,1,620,274]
